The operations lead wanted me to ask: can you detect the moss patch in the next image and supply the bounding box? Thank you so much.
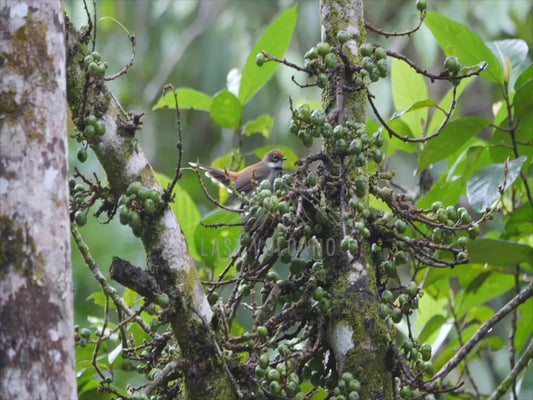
[3,12,56,90]
[0,216,45,282]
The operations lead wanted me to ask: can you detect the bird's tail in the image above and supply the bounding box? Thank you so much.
[189,162,233,189]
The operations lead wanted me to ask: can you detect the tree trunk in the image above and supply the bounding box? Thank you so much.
[320,0,394,398]
[0,1,77,399]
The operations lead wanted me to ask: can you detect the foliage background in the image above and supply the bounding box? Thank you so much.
[65,0,532,397]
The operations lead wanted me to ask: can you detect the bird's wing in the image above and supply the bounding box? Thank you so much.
[233,165,261,195]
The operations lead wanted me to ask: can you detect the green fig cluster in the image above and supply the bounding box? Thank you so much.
[289,104,330,147]
[69,177,90,227]
[303,41,340,88]
[331,372,361,400]
[427,201,476,262]
[254,350,305,399]
[72,114,107,163]
[352,43,388,87]
[84,51,108,78]
[117,181,165,237]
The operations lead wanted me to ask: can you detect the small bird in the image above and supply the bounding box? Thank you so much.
[190,149,287,197]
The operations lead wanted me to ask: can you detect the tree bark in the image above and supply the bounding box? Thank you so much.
[0,1,77,399]
[320,0,394,398]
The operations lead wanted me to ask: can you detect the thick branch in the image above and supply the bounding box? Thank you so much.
[110,257,162,300]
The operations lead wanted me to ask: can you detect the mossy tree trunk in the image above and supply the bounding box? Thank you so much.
[65,17,236,400]
[320,0,394,398]
[0,1,77,398]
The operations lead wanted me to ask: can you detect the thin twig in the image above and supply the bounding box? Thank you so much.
[449,300,482,398]
[261,51,309,73]
[365,10,426,38]
[509,265,520,400]
[367,86,457,143]
[143,361,178,395]
[502,83,533,208]
[71,225,151,333]
[386,50,487,83]
[92,293,111,381]
[162,84,184,202]
[104,33,136,81]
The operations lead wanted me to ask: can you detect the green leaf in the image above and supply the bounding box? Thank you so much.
[417,174,464,209]
[418,315,447,345]
[386,119,417,155]
[465,306,495,325]
[107,343,122,365]
[391,58,429,138]
[514,78,533,121]
[157,173,202,260]
[467,156,527,213]
[194,209,242,270]
[153,88,212,111]
[427,77,474,134]
[87,292,108,308]
[462,145,490,182]
[369,194,392,213]
[243,114,274,138]
[419,117,491,172]
[467,239,533,266]
[124,287,140,308]
[391,99,441,121]
[457,273,515,319]
[505,203,533,240]
[425,12,503,83]
[78,379,101,396]
[514,64,533,91]
[239,6,298,105]
[254,145,299,170]
[487,39,529,84]
[516,298,533,352]
[210,90,243,129]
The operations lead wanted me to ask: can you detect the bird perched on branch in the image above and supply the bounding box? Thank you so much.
[189,149,287,197]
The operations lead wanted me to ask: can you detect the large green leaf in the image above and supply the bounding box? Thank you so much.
[516,298,533,353]
[152,88,212,111]
[467,239,533,266]
[515,64,533,91]
[467,156,527,213]
[426,77,474,135]
[487,39,529,85]
[386,119,417,155]
[210,90,243,129]
[157,173,202,260]
[513,78,533,121]
[425,12,503,83]
[239,6,298,105]
[419,117,491,172]
[391,57,429,138]
[418,315,447,345]
[457,273,515,319]
[244,114,273,138]
[505,203,533,240]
